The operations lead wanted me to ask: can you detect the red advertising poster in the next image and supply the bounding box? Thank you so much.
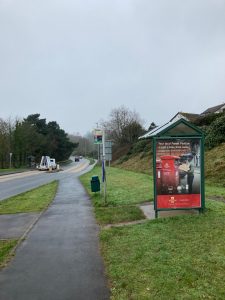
[156,139,201,209]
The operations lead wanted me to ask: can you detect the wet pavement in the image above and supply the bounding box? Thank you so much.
[140,203,199,219]
[0,213,40,239]
[0,172,109,300]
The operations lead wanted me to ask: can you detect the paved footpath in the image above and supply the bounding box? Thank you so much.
[0,176,110,300]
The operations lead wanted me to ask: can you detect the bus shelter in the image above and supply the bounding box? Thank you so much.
[147,118,205,218]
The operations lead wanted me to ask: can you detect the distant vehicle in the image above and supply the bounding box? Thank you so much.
[79,155,83,159]
[38,156,57,170]
[75,156,80,162]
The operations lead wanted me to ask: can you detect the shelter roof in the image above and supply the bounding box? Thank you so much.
[140,118,203,139]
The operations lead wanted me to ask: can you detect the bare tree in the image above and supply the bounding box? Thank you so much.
[102,106,144,145]
[69,132,96,157]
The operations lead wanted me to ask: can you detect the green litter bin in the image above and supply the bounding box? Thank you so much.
[91,175,100,192]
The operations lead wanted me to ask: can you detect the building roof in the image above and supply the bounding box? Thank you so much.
[140,121,171,139]
[170,112,200,123]
[201,103,225,115]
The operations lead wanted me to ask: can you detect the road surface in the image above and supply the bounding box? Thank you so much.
[0,158,93,201]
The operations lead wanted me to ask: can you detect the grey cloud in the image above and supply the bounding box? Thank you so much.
[0,1,225,134]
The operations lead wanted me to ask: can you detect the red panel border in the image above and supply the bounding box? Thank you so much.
[157,194,201,209]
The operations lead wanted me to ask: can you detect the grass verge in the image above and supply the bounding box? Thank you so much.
[0,181,58,214]
[0,181,58,268]
[0,240,18,268]
[58,159,73,165]
[80,165,225,225]
[87,157,95,165]
[95,205,145,225]
[0,168,27,174]
[80,166,153,206]
[206,180,225,198]
[101,200,225,299]
[80,165,225,298]
[80,166,152,225]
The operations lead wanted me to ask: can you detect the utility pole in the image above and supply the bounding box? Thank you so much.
[102,129,106,204]
[96,123,100,162]
[93,126,107,203]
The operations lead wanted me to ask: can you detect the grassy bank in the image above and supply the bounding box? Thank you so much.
[80,165,225,225]
[0,168,27,174]
[0,181,58,214]
[80,166,225,299]
[80,166,151,224]
[113,142,225,186]
[206,181,225,199]
[86,157,95,165]
[0,240,18,268]
[80,166,153,206]
[101,200,225,299]
[205,143,225,184]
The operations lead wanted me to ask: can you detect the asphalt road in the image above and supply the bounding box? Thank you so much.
[0,158,92,201]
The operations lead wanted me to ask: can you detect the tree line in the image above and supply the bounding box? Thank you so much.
[0,114,77,168]
[70,106,150,159]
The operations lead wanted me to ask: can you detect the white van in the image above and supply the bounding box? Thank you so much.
[38,156,57,170]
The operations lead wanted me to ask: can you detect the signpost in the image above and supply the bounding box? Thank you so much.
[94,129,103,144]
[102,129,106,203]
[93,128,107,203]
[100,140,112,165]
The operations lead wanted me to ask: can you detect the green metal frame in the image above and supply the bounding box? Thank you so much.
[152,118,205,218]
[154,118,203,137]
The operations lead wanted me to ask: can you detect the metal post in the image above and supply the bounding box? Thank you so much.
[102,129,106,204]
[98,144,100,162]
[9,153,12,169]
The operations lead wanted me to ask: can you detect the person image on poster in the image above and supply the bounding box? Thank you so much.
[178,158,189,192]
[187,154,194,193]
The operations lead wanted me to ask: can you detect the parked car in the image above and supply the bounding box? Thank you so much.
[75,157,79,162]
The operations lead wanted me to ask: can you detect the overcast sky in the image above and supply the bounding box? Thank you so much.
[0,0,225,135]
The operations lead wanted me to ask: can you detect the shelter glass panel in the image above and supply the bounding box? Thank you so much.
[165,123,198,136]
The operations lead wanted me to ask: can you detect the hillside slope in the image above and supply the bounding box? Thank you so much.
[114,142,225,184]
[205,143,225,184]
[115,153,151,174]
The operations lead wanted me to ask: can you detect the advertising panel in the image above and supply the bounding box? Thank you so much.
[155,138,201,209]
[93,129,103,144]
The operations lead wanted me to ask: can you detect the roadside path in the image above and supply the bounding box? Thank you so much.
[0,175,109,300]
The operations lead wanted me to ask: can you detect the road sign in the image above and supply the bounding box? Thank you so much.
[93,129,103,144]
[100,140,112,161]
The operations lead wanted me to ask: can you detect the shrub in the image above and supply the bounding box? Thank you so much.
[131,140,152,155]
[194,112,224,126]
[205,115,225,149]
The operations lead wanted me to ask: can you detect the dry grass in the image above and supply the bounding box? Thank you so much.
[116,153,152,174]
[113,143,225,184]
[205,143,225,183]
